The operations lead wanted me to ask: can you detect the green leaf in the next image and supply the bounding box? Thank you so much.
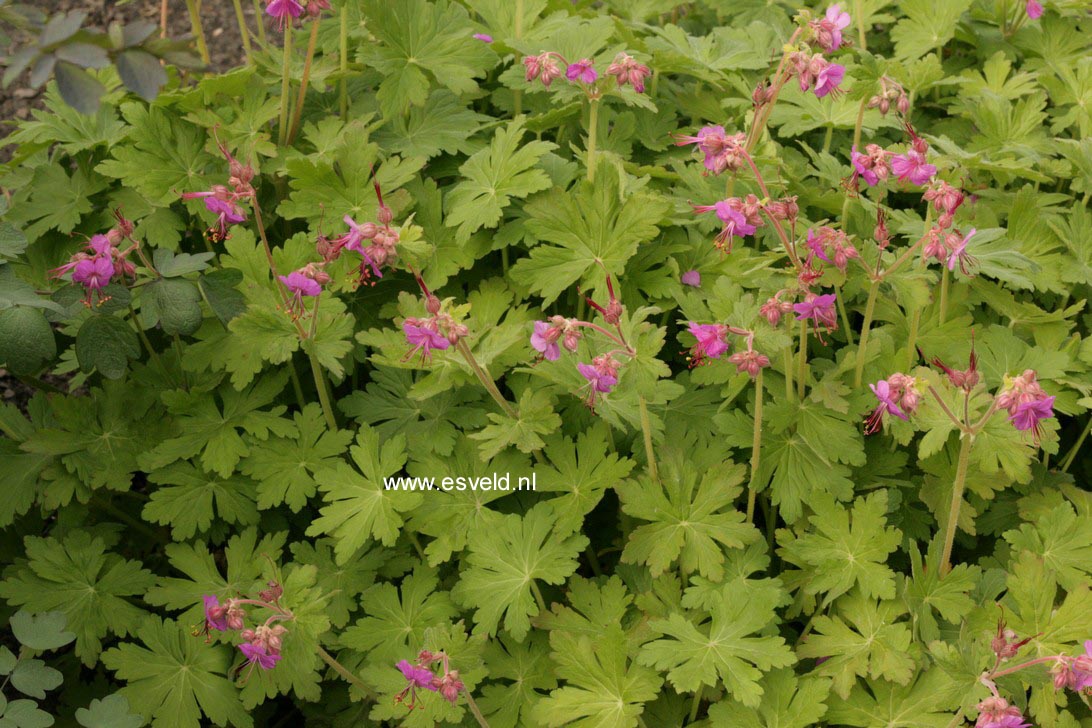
[239,404,353,512]
[901,542,980,643]
[115,49,167,101]
[152,249,215,278]
[306,426,422,562]
[777,491,902,602]
[708,668,832,728]
[796,594,917,699]
[468,388,561,459]
[142,462,259,539]
[443,117,556,240]
[509,163,669,304]
[452,504,589,641]
[825,668,959,727]
[10,659,62,700]
[0,699,54,728]
[1004,502,1092,592]
[0,532,155,666]
[374,90,489,159]
[75,694,144,728]
[537,425,635,537]
[198,269,246,327]
[75,314,141,380]
[532,625,662,728]
[5,162,107,239]
[362,0,496,116]
[0,307,56,375]
[0,222,27,263]
[620,460,760,581]
[139,373,295,478]
[54,61,105,114]
[142,278,204,336]
[891,0,974,62]
[9,611,75,651]
[102,616,253,728]
[638,579,795,707]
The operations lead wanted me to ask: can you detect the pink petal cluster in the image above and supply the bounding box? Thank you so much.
[530,316,583,361]
[790,52,846,98]
[200,587,288,674]
[565,59,598,84]
[50,213,139,307]
[891,149,937,186]
[395,651,466,710]
[278,263,329,320]
[996,370,1055,438]
[1025,0,1043,19]
[681,270,702,287]
[524,52,563,88]
[577,353,621,409]
[315,179,401,287]
[691,196,764,254]
[793,292,838,337]
[974,697,1030,728]
[805,226,859,271]
[686,322,730,366]
[865,373,920,434]
[809,4,851,53]
[182,138,255,243]
[674,125,748,174]
[266,0,303,29]
[606,53,651,92]
[239,623,287,670]
[851,144,892,186]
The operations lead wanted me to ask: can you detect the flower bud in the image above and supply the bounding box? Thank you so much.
[897,93,910,115]
[425,294,442,315]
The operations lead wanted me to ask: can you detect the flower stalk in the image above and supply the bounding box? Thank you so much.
[586,97,600,182]
[638,395,659,484]
[853,279,880,387]
[277,24,294,146]
[288,19,322,144]
[185,0,211,66]
[455,339,518,418]
[231,0,253,63]
[940,430,973,575]
[746,368,764,523]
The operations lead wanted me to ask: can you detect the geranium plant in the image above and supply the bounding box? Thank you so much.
[0,0,1089,726]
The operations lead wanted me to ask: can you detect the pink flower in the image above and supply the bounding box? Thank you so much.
[72,256,114,291]
[531,320,561,361]
[946,227,977,273]
[686,322,730,366]
[793,293,837,329]
[436,670,464,705]
[692,199,758,253]
[1009,396,1055,432]
[473,33,493,43]
[577,362,617,393]
[891,150,936,186]
[565,59,598,84]
[606,53,651,92]
[279,271,322,297]
[674,126,747,174]
[403,318,451,364]
[852,147,879,185]
[865,373,921,434]
[239,642,281,670]
[811,4,851,53]
[203,595,229,632]
[1068,641,1092,690]
[1025,0,1043,19]
[265,0,303,29]
[397,660,438,690]
[813,62,846,98]
[203,197,247,243]
[681,270,701,287]
[924,180,965,219]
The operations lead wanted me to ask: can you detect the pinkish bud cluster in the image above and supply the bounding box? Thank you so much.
[866,76,910,116]
[974,697,1029,728]
[807,4,851,53]
[395,650,466,710]
[50,210,140,307]
[691,196,765,254]
[760,294,796,327]
[805,226,859,271]
[865,372,920,434]
[315,179,401,287]
[606,53,652,92]
[923,179,966,228]
[577,353,621,408]
[531,316,583,361]
[524,52,564,88]
[401,275,469,364]
[199,584,290,675]
[789,52,846,98]
[684,321,769,377]
[889,125,937,186]
[673,126,748,175]
[851,144,892,187]
[523,51,649,93]
[990,614,1036,662]
[996,370,1055,439]
[921,225,976,273]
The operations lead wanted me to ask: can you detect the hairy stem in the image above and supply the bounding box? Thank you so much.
[530,580,547,612]
[638,395,660,484]
[836,285,855,345]
[746,368,764,523]
[231,0,253,63]
[455,339,518,418]
[938,266,950,325]
[512,0,524,116]
[308,351,338,430]
[821,124,833,154]
[854,0,866,49]
[287,20,321,144]
[317,646,373,696]
[586,98,600,182]
[288,358,306,408]
[464,690,493,728]
[853,279,880,387]
[252,0,268,44]
[783,345,794,401]
[796,321,808,400]
[940,433,973,576]
[1060,416,1091,473]
[185,0,211,66]
[277,25,294,146]
[688,686,703,723]
[905,307,920,370]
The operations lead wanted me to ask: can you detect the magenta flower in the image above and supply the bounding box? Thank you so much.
[673,126,748,174]
[852,147,879,185]
[279,271,322,297]
[578,362,617,393]
[891,150,936,185]
[1069,641,1092,690]
[681,270,701,287]
[686,322,730,366]
[566,59,598,84]
[793,293,837,328]
[813,62,845,98]
[1025,0,1043,18]
[473,33,493,43]
[982,717,1031,728]
[397,659,438,690]
[812,4,851,53]
[72,256,114,291]
[203,595,229,632]
[692,200,757,253]
[266,0,303,28]
[946,227,976,273]
[1009,396,1055,432]
[87,234,113,255]
[239,642,281,670]
[866,379,908,433]
[402,319,451,364]
[530,320,561,361]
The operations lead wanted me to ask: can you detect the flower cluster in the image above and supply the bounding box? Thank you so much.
[50,210,140,306]
[524,51,650,94]
[200,581,291,677]
[316,178,401,287]
[278,263,329,320]
[181,138,254,243]
[395,650,465,710]
[529,274,635,410]
[265,0,327,28]
[674,125,749,175]
[865,373,921,433]
[789,51,846,98]
[402,277,468,364]
[807,3,851,53]
[691,196,763,253]
[685,322,770,376]
[867,75,911,116]
[805,226,859,271]
[996,369,1055,438]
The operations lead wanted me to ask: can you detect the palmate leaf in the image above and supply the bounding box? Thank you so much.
[1004,502,1092,593]
[238,404,353,512]
[142,462,260,539]
[289,539,386,630]
[374,90,489,159]
[825,667,958,728]
[102,617,252,728]
[478,633,557,728]
[900,541,980,643]
[306,426,423,563]
[638,579,795,707]
[451,503,588,641]
[443,117,556,241]
[777,491,902,602]
[5,161,108,239]
[619,460,760,581]
[796,593,917,699]
[532,625,663,728]
[467,388,562,459]
[138,373,296,478]
[509,162,670,305]
[361,0,496,117]
[890,0,974,62]
[707,668,832,728]
[0,531,155,666]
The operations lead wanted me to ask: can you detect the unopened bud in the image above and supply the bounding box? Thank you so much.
[897,93,910,115]
[878,98,890,115]
[377,205,393,226]
[425,294,442,315]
